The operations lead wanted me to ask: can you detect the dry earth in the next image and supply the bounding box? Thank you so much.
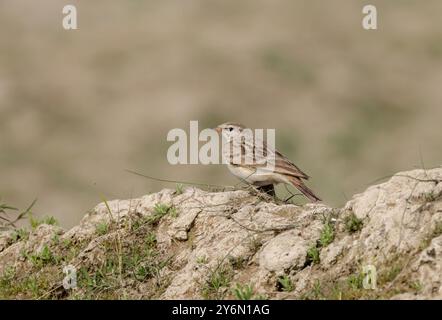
[1,168,441,299]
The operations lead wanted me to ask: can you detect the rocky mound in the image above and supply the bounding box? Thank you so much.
[0,168,441,299]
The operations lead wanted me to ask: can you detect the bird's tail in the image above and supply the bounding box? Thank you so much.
[288,176,321,202]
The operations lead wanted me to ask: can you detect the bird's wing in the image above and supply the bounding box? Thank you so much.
[273,150,310,180]
[228,136,309,180]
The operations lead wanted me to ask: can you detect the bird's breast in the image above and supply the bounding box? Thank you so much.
[227,164,281,186]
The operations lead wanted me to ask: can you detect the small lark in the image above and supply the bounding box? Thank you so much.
[215,122,321,202]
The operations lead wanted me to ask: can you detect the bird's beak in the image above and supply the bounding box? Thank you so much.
[214,127,222,133]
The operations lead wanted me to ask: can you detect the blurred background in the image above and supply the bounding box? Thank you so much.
[1,0,441,227]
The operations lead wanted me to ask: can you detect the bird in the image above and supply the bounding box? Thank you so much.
[214,122,321,202]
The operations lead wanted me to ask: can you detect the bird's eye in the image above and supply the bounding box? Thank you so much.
[228,127,233,132]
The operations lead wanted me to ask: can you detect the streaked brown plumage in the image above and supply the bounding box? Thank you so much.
[215,122,321,202]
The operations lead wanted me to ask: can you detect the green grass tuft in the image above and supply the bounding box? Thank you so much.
[144,232,157,248]
[344,213,363,233]
[11,228,30,243]
[29,215,58,229]
[196,256,208,265]
[277,275,294,292]
[153,203,171,216]
[201,264,233,299]
[28,245,58,268]
[95,221,109,236]
[319,219,335,247]
[307,245,320,265]
[347,273,364,290]
[175,184,184,195]
[232,283,254,300]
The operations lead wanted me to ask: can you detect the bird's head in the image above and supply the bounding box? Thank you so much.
[214,122,246,141]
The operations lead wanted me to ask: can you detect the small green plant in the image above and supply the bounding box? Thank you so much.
[153,203,171,216]
[196,256,208,264]
[95,221,109,235]
[169,206,178,218]
[344,213,363,233]
[135,264,153,280]
[319,220,335,247]
[29,245,57,267]
[29,215,58,229]
[24,276,41,298]
[312,280,323,299]
[423,191,437,202]
[133,253,170,282]
[130,218,143,231]
[62,238,72,248]
[409,281,422,292]
[40,245,53,261]
[307,245,320,265]
[380,264,402,284]
[0,266,16,288]
[51,233,60,244]
[130,204,174,231]
[77,267,95,289]
[175,184,184,195]
[277,275,294,292]
[347,273,364,290]
[45,216,58,226]
[11,228,29,243]
[201,265,233,299]
[232,283,254,300]
[145,232,157,248]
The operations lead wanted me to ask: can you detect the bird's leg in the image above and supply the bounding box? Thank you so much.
[257,184,275,197]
